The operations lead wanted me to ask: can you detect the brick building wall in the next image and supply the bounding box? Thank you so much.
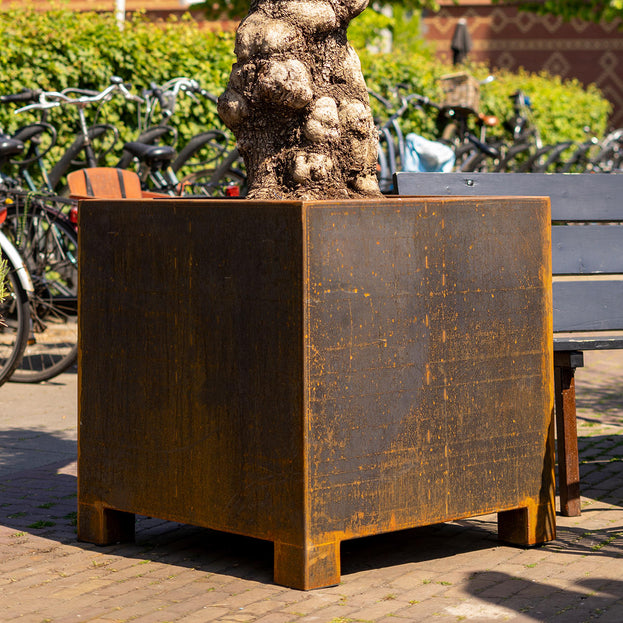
[0,0,223,25]
[1,0,187,16]
[422,1,623,128]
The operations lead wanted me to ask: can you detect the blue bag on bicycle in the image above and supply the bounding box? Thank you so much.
[403,133,455,173]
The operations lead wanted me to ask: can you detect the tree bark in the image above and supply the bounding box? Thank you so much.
[218,0,383,200]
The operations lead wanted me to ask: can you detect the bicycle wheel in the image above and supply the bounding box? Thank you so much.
[180,165,247,198]
[458,150,490,172]
[171,130,231,174]
[3,205,78,382]
[0,249,30,386]
[591,143,623,173]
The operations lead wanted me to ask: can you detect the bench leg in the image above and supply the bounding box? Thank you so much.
[554,364,582,517]
[274,540,341,590]
[78,502,135,545]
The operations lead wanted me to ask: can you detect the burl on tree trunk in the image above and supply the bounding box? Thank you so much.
[217,0,383,200]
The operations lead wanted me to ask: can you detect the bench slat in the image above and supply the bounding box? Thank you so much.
[553,225,623,274]
[554,335,623,351]
[394,172,623,221]
[554,280,623,331]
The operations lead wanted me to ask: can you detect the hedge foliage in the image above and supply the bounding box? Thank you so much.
[0,6,613,176]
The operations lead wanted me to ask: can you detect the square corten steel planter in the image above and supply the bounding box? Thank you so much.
[78,196,555,590]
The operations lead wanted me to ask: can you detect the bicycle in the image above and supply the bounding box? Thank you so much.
[0,126,79,382]
[588,127,623,173]
[455,89,545,173]
[9,77,246,198]
[0,184,78,382]
[127,77,246,197]
[555,128,601,173]
[14,77,143,193]
[0,88,57,193]
[105,76,244,197]
[368,85,497,187]
[0,201,32,386]
[368,87,447,191]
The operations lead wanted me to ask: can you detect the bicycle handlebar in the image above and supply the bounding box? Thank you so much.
[144,77,219,105]
[368,88,441,115]
[198,88,219,105]
[0,89,43,104]
[14,78,143,114]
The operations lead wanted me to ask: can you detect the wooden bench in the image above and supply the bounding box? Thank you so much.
[395,171,623,517]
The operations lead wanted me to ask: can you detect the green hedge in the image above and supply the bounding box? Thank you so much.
[0,6,612,179]
[360,53,612,145]
[0,7,236,177]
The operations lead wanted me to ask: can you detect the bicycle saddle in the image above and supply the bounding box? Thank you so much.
[478,113,499,127]
[123,141,176,165]
[0,134,25,159]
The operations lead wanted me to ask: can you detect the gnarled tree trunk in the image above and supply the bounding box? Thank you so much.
[218,0,382,200]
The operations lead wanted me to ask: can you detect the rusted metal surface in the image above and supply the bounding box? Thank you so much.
[78,196,554,590]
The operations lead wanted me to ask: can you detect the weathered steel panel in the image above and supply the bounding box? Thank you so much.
[394,171,623,520]
[78,196,554,590]
[78,201,307,543]
[304,198,553,541]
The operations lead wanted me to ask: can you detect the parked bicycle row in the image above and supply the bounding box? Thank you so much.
[0,76,246,199]
[2,73,621,385]
[369,79,623,193]
[0,76,248,387]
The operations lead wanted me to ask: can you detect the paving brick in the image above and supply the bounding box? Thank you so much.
[346,596,420,621]
[391,596,459,619]
[6,614,64,623]
[291,604,358,622]
[172,607,234,622]
[79,598,171,621]
[2,352,623,621]
[278,593,339,616]
[248,613,297,623]
[471,576,528,599]
[595,603,623,622]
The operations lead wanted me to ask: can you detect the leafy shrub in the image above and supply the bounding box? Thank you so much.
[360,52,611,146]
[0,7,237,174]
[0,6,612,178]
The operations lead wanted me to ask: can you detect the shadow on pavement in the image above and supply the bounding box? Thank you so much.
[0,452,502,586]
[1,421,621,589]
[464,571,623,622]
[0,428,76,476]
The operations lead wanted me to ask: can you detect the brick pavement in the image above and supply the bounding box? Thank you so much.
[0,351,622,623]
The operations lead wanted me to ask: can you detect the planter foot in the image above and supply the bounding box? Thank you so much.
[78,503,135,545]
[274,540,341,590]
[498,500,556,546]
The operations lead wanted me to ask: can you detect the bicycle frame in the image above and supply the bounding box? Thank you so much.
[0,229,34,297]
[15,78,143,191]
[47,123,119,190]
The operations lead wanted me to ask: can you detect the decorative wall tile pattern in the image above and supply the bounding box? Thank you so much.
[424,5,623,127]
